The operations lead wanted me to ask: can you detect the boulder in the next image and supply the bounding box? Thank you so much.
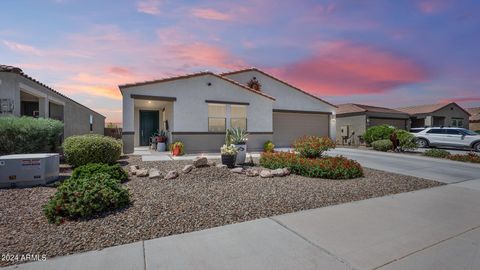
[193,157,208,168]
[136,169,149,177]
[164,170,179,180]
[230,167,244,174]
[271,168,290,177]
[216,164,228,169]
[208,160,216,167]
[260,169,273,178]
[282,168,291,176]
[182,164,194,173]
[129,165,139,175]
[245,168,259,177]
[148,168,161,179]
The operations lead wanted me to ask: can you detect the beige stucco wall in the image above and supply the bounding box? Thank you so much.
[411,104,469,129]
[336,114,367,144]
[0,72,105,138]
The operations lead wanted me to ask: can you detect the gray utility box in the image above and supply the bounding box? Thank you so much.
[0,153,59,188]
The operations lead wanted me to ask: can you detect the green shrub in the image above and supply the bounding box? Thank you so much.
[263,140,275,153]
[371,139,393,152]
[447,152,480,163]
[423,149,450,158]
[63,134,122,167]
[260,152,363,179]
[0,116,64,155]
[293,136,336,158]
[43,173,130,224]
[395,129,417,150]
[70,163,128,183]
[363,125,394,145]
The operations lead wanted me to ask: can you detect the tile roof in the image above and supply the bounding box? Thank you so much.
[119,71,276,100]
[336,103,409,116]
[397,102,471,116]
[467,107,480,122]
[0,65,105,117]
[220,67,337,108]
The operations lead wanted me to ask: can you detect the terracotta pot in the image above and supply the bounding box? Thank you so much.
[172,146,181,156]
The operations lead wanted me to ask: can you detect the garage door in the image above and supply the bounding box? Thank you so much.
[273,111,329,147]
[369,118,407,130]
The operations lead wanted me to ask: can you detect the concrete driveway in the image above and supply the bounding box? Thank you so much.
[5,149,480,270]
[328,148,480,184]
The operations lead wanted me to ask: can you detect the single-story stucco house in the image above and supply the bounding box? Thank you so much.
[397,102,470,129]
[119,68,337,154]
[467,107,480,132]
[336,103,411,145]
[0,65,105,137]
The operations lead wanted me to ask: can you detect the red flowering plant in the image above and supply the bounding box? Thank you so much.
[447,152,480,163]
[259,152,363,179]
[293,136,336,158]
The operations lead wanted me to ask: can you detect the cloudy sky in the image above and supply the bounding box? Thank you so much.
[1,0,479,123]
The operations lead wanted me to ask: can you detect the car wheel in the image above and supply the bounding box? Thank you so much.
[474,142,480,152]
[416,138,429,148]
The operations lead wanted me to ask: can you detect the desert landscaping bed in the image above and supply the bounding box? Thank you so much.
[0,155,443,267]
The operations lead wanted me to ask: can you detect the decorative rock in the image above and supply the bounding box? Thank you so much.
[193,157,208,168]
[216,164,227,169]
[129,165,139,175]
[271,168,285,177]
[260,170,273,178]
[182,164,194,173]
[230,167,244,174]
[136,169,149,177]
[148,168,161,179]
[208,160,216,167]
[282,168,291,176]
[164,170,179,180]
[245,168,259,177]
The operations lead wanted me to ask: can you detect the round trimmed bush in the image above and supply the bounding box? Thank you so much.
[63,134,122,167]
[43,173,130,224]
[70,163,128,183]
[371,139,393,152]
[363,125,394,145]
[293,136,336,158]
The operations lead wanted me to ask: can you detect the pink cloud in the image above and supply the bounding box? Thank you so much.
[191,8,232,21]
[439,97,480,103]
[137,0,162,15]
[268,41,429,96]
[3,40,44,56]
[418,0,448,14]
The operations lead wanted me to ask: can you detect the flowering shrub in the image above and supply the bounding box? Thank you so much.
[221,144,238,155]
[447,152,480,163]
[260,152,363,179]
[263,140,275,153]
[293,136,336,158]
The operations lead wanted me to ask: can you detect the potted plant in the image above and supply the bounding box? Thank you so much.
[156,130,168,152]
[221,144,238,168]
[170,141,184,156]
[227,128,248,165]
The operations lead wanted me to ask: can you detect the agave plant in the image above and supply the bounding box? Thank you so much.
[227,128,248,145]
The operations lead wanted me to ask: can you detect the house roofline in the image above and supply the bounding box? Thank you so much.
[220,67,337,108]
[397,102,471,117]
[119,71,276,101]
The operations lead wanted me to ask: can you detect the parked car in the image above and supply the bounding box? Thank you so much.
[409,127,426,133]
[413,127,480,151]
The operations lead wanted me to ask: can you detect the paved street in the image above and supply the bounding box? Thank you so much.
[5,149,480,270]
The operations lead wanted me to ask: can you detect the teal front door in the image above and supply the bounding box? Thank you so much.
[139,110,159,146]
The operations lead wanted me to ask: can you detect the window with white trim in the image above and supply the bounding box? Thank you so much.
[230,105,247,129]
[208,104,226,132]
[451,118,463,127]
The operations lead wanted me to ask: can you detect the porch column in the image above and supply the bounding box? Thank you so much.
[38,97,49,118]
[122,95,135,154]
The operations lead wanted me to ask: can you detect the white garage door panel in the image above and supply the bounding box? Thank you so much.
[273,112,329,147]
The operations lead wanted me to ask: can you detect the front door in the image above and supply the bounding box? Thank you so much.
[139,110,159,146]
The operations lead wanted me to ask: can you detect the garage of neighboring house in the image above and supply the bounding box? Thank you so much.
[273,110,330,147]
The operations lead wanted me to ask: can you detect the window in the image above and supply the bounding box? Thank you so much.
[445,129,461,135]
[451,118,463,127]
[230,105,247,129]
[427,129,443,134]
[208,104,226,132]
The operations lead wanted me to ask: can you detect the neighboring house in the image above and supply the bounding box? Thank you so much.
[467,107,480,132]
[119,68,336,154]
[397,102,470,129]
[0,65,105,137]
[335,103,410,145]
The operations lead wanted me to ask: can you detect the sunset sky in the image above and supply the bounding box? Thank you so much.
[1,0,479,123]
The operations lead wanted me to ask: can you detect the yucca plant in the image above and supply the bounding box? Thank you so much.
[227,128,248,145]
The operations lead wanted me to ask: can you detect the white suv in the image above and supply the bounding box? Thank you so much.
[413,127,480,151]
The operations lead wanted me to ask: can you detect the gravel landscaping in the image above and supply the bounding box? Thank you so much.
[0,155,443,267]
